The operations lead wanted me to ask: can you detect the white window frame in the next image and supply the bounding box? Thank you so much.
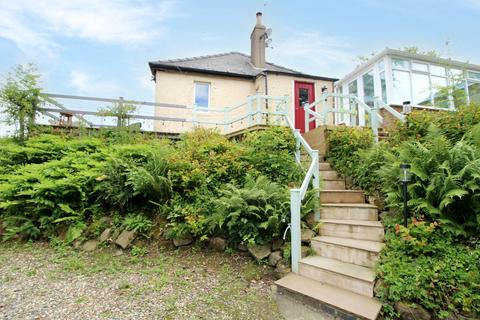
[193,81,211,111]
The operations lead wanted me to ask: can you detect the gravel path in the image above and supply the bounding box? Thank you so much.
[0,242,283,320]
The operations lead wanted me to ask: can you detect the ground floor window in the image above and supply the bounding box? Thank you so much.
[194,82,210,108]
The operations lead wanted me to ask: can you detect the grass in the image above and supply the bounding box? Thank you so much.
[0,241,282,319]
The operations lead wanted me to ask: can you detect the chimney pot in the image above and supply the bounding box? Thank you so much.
[256,12,263,25]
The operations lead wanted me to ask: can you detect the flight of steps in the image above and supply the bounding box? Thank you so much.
[275,161,384,320]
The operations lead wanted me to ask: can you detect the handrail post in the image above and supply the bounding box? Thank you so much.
[117,96,124,127]
[372,98,379,143]
[312,150,321,221]
[247,96,253,127]
[256,93,261,125]
[295,130,301,164]
[192,106,198,128]
[321,95,327,125]
[223,109,229,134]
[304,103,309,133]
[290,188,302,273]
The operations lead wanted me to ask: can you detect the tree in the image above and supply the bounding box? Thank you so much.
[0,64,48,142]
[98,102,137,127]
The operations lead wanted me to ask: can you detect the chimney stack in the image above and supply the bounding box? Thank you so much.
[250,12,266,68]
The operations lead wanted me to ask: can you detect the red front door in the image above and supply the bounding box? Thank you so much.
[294,81,315,133]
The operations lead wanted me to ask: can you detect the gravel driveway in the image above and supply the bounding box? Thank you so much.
[0,242,283,320]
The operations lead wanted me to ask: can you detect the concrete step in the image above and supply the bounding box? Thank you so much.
[322,179,346,190]
[320,190,365,204]
[275,273,382,320]
[311,236,384,268]
[321,203,378,221]
[319,162,331,171]
[321,170,338,179]
[319,219,385,241]
[299,256,376,297]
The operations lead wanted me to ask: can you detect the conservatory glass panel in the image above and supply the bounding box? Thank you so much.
[412,62,428,72]
[430,65,446,77]
[348,80,358,125]
[468,71,480,81]
[431,76,449,108]
[392,58,409,70]
[378,59,385,72]
[411,73,431,105]
[392,70,411,104]
[380,71,387,103]
[468,81,480,103]
[362,71,375,107]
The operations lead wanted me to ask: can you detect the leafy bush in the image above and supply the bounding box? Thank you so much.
[207,175,290,245]
[0,151,105,240]
[242,126,303,185]
[326,126,374,185]
[379,126,480,236]
[0,127,306,246]
[377,219,480,318]
[390,104,480,144]
[122,214,153,234]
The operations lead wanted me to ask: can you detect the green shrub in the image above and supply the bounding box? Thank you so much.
[390,103,480,144]
[242,126,302,185]
[326,126,374,182]
[0,151,105,240]
[122,214,153,234]
[377,219,480,318]
[379,126,480,236]
[207,175,290,246]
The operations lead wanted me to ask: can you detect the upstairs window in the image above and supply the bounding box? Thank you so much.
[194,82,210,108]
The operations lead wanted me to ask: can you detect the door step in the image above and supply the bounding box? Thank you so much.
[275,273,382,320]
[318,219,385,241]
[320,190,365,204]
[311,236,384,268]
[321,203,378,221]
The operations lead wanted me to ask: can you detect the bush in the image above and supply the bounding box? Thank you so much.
[326,126,374,186]
[206,175,290,246]
[377,219,480,318]
[242,126,303,185]
[390,103,480,144]
[0,127,309,249]
[379,126,480,236]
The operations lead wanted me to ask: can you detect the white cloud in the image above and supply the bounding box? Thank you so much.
[271,32,356,77]
[68,70,123,96]
[0,0,178,57]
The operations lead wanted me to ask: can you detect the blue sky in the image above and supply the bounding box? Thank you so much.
[0,0,479,102]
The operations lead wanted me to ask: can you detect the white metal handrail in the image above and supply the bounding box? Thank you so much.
[283,114,320,273]
[303,92,384,142]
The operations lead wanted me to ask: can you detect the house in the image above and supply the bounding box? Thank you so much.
[334,48,480,127]
[148,12,337,134]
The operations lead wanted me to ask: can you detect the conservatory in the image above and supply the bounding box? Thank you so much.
[334,48,480,125]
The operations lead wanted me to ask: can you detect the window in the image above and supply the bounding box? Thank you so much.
[348,80,358,125]
[362,71,375,107]
[431,76,448,107]
[412,62,428,72]
[430,65,446,77]
[411,73,431,105]
[379,71,387,103]
[392,58,409,70]
[468,82,480,103]
[392,70,411,104]
[194,82,210,108]
[468,71,480,81]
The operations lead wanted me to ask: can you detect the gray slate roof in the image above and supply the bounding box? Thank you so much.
[149,52,337,81]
